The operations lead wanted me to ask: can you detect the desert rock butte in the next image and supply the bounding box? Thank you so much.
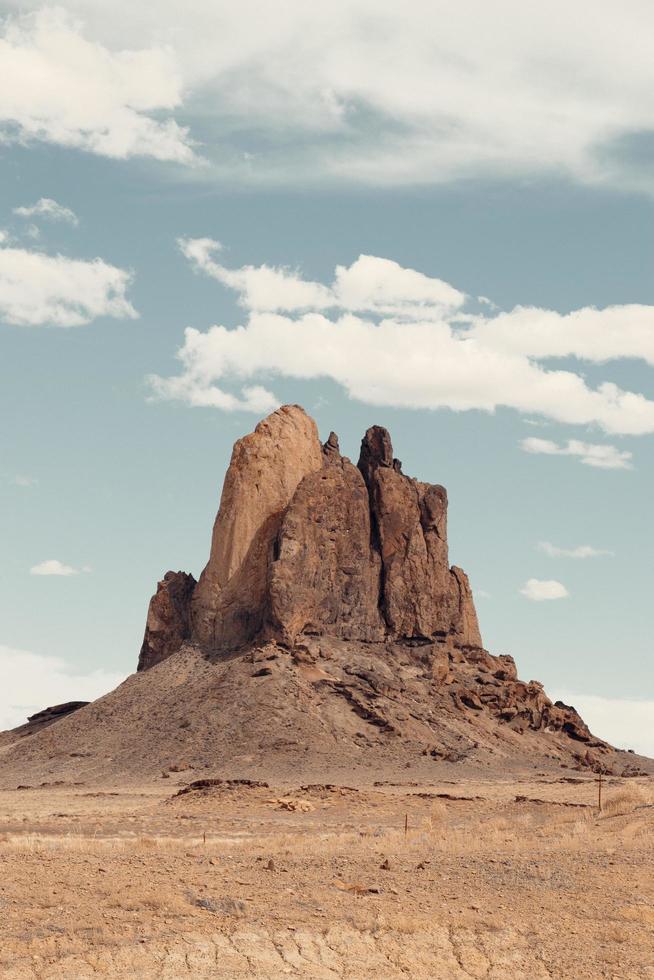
[2,404,648,787]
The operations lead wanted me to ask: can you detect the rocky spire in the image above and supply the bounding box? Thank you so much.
[191,404,324,652]
[138,405,483,665]
[138,571,196,671]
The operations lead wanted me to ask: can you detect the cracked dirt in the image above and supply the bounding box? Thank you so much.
[1,775,652,978]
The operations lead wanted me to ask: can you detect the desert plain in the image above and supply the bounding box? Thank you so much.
[1,770,652,979]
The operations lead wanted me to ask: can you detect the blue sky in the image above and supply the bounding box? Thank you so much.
[0,2,652,755]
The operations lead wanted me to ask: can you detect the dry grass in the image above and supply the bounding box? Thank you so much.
[1,777,652,980]
[601,785,650,817]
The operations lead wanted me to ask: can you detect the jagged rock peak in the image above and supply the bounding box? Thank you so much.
[138,571,196,672]
[138,404,483,666]
[191,404,324,652]
[322,431,340,459]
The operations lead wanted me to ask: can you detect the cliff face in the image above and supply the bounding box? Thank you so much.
[140,404,482,658]
[191,405,324,653]
[138,571,196,672]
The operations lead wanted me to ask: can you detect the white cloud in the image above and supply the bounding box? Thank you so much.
[0,243,138,326]
[5,4,654,187]
[152,246,654,435]
[470,305,654,367]
[0,643,126,731]
[521,438,633,470]
[520,578,569,601]
[0,8,195,163]
[30,559,87,576]
[538,541,614,560]
[14,197,79,226]
[179,238,465,317]
[552,691,654,758]
[12,474,38,487]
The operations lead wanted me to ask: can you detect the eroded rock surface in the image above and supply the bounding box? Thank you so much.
[191,404,324,652]
[138,571,196,672]
[269,435,384,643]
[357,425,482,644]
[180,408,486,655]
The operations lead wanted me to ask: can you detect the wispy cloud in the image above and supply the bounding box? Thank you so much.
[538,541,614,559]
[520,578,569,601]
[520,438,633,470]
[30,559,89,577]
[179,238,465,317]
[12,474,38,488]
[14,198,79,226]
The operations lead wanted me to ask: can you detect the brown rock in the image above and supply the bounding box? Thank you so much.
[138,571,196,671]
[192,405,323,652]
[27,701,89,724]
[357,425,475,643]
[142,407,486,659]
[269,442,384,644]
[449,566,483,647]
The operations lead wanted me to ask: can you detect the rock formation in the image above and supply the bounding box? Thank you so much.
[191,405,324,652]
[2,404,649,787]
[139,404,484,659]
[138,571,196,672]
[129,403,618,767]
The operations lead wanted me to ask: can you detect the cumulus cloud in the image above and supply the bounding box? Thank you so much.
[0,242,138,326]
[3,0,654,187]
[470,305,654,367]
[521,438,633,470]
[520,579,569,601]
[0,8,195,163]
[14,197,79,226]
[538,542,614,560]
[179,238,465,317]
[30,559,87,576]
[552,691,654,758]
[5,3,654,187]
[0,643,126,731]
[151,245,654,436]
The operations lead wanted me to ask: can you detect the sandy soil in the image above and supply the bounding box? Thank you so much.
[1,773,653,978]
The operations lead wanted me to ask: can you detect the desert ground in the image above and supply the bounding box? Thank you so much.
[1,772,652,979]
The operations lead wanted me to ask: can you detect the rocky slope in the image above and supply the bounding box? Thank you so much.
[1,404,648,786]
